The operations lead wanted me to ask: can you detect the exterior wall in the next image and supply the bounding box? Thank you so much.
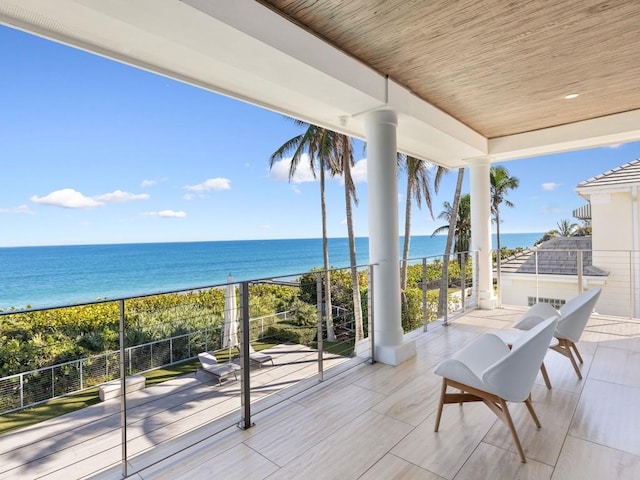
[500,275,611,314]
[590,192,636,317]
[590,192,633,251]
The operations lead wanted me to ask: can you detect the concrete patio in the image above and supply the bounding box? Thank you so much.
[2,306,640,479]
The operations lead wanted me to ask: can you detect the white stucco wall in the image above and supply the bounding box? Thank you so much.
[589,192,636,317]
[500,275,610,313]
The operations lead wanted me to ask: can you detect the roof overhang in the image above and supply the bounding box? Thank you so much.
[1,0,640,168]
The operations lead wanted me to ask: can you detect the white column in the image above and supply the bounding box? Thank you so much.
[469,157,496,309]
[364,109,416,365]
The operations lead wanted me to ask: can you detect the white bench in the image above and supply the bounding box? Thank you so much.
[98,374,146,401]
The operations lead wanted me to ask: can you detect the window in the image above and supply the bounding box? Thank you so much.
[527,296,566,309]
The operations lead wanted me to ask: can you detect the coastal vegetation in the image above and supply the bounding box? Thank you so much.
[0,262,467,380]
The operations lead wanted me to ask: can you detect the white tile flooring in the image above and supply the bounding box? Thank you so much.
[2,307,640,479]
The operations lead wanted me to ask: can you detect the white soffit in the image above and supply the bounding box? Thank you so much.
[488,109,640,162]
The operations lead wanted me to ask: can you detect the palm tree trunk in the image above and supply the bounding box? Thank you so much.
[401,178,412,292]
[320,164,336,342]
[400,177,413,320]
[438,168,464,318]
[341,140,363,342]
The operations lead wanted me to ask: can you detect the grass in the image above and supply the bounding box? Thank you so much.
[0,341,280,436]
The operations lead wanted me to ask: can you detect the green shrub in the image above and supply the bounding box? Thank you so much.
[289,299,317,327]
[264,324,317,346]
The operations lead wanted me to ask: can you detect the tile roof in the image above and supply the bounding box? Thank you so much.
[499,236,608,276]
[577,158,640,189]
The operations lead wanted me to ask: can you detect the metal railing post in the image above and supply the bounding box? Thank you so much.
[368,264,375,364]
[630,250,634,319]
[20,374,24,409]
[239,281,253,430]
[79,360,83,391]
[421,258,428,331]
[535,250,540,303]
[170,338,173,365]
[461,252,467,311]
[442,254,449,326]
[577,250,584,294]
[496,250,502,308]
[118,299,128,478]
[316,272,324,381]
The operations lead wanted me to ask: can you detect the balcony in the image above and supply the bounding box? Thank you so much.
[2,304,639,479]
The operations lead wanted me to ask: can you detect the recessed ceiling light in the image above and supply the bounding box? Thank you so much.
[564,93,580,100]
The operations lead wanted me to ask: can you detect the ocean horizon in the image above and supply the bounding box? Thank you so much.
[0,233,542,310]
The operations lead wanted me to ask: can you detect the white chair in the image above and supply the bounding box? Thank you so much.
[513,288,601,379]
[236,344,274,368]
[434,317,558,463]
[197,352,240,385]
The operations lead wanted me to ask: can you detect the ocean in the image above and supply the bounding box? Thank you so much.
[0,233,542,310]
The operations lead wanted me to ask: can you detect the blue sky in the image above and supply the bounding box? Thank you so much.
[2,25,640,248]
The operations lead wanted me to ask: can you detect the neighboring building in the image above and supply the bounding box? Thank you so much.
[500,159,640,317]
[576,159,640,317]
[499,236,608,311]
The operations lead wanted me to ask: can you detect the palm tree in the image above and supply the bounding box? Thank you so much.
[551,219,579,237]
[399,155,444,294]
[432,192,472,259]
[269,120,339,341]
[490,165,520,262]
[335,133,364,342]
[435,168,464,318]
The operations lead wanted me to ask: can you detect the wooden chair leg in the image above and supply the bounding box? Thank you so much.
[499,398,527,463]
[540,362,552,390]
[524,397,542,428]
[570,341,584,364]
[434,378,447,432]
[563,339,583,379]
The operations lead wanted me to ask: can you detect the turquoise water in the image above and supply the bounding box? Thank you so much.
[0,233,541,310]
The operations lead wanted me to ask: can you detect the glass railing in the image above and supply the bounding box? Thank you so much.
[0,255,476,478]
[495,247,640,320]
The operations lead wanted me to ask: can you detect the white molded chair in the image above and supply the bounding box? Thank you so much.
[236,344,274,368]
[514,288,601,379]
[197,352,240,385]
[434,317,558,463]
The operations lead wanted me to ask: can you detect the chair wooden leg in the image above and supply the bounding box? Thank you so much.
[552,339,583,380]
[570,341,584,364]
[434,378,447,432]
[499,398,527,463]
[563,339,583,379]
[524,397,542,428]
[540,362,552,390]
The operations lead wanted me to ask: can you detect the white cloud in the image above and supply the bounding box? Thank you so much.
[606,143,623,149]
[95,190,149,203]
[0,204,34,214]
[269,154,316,183]
[31,189,103,209]
[184,177,231,192]
[141,179,157,187]
[292,186,301,194]
[184,193,196,201]
[541,182,560,191]
[30,188,149,209]
[142,210,187,218]
[341,218,347,225]
[351,158,368,183]
[261,224,271,230]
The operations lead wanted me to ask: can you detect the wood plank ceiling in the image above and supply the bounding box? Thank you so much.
[259,0,640,139]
